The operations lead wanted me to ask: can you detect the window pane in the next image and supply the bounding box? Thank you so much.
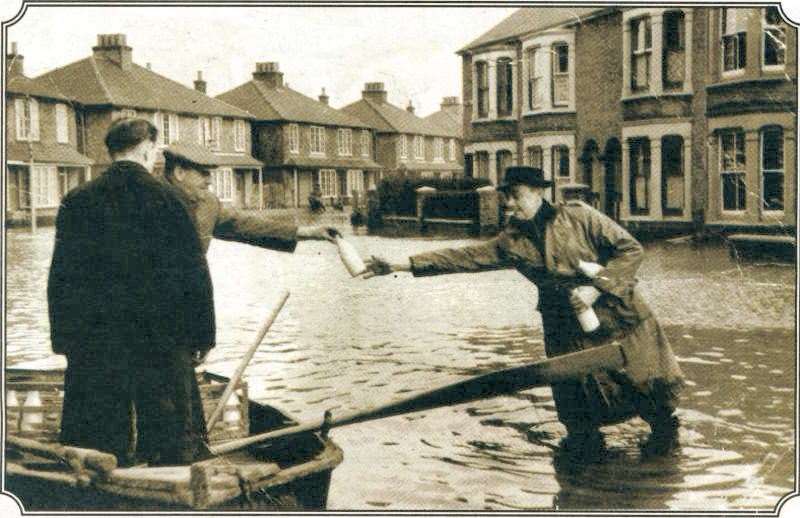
[722,173,746,210]
[763,172,784,211]
[661,136,684,212]
[764,27,786,66]
[762,128,783,170]
[629,138,650,213]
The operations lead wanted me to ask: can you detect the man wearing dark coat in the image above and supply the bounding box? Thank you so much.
[364,167,684,460]
[48,118,215,466]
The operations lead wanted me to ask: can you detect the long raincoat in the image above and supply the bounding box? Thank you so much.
[409,200,684,431]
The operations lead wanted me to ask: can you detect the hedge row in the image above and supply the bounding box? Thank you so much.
[377,177,491,217]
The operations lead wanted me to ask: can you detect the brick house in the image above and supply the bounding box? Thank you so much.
[217,62,381,208]
[342,83,463,180]
[459,7,796,234]
[5,44,93,225]
[422,96,465,170]
[33,34,263,209]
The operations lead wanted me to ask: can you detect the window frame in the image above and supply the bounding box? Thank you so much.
[496,57,514,117]
[210,117,222,151]
[721,8,747,75]
[433,137,444,162]
[414,135,425,160]
[760,126,784,213]
[346,169,365,195]
[398,134,408,160]
[234,119,246,152]
[630,16,653,92]
[338,128,353,156]
[318,169,338,198]
[719,129,747,213]
[449,139,456,162]
[660,135,685,216]
[21,165,59,208]
[551,145,571,179]
[56,103,69,144]
[475,61,490,119]
[310,126,326,156]
[628,137,651,215]
[551,42,570,107]
[526,145,543,168]
[762,6,786,70]
[361,130,370,157]
[211,168,234,201]
[288,123,300,154]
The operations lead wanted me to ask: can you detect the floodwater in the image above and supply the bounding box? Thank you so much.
[5,226,796,511]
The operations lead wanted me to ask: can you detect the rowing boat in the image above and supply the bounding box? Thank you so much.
[4,357,343,511]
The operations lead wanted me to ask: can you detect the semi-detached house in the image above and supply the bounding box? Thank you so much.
[5,44,93,225]
[460,7,796,234]
[33,34,264,209]
[217,62,382,208]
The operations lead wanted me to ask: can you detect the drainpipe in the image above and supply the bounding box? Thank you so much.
[259,168,264,210]
[293,168,299,208]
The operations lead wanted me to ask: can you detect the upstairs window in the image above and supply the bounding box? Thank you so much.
[761,126,784,211]
[722,8,747,73]
[338,128,352,156]
[15,98,39,141]
[234,120,246,152]
[476,61,489,118]
[310,126,326,155]
[526,47,544,110]
[552,43,570,106]
[629,137,651,214]
[496,57,513,117]
[198,117,211,147]
[663,11,686,89]
[56,103,69,144]
[526,145,543,168]
[449,139,456,161]
[414,135,425,160]
[720,129,746,211]
[434,137,444,161]
[399,135,408,159]
[288,124,299,154]
[763,7,786,68]
[631,17,652,92]
[211,117,222,150]
[361,130,370,157]
[552,145,570,179]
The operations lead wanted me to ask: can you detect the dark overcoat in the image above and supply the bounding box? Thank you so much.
[48,160,215,464]
[409,200,684,431]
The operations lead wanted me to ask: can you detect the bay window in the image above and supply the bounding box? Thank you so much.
[15,97,39,141]
[475,151,490,179]
[720,129,746,211]
[318,169,337,198]
[526,146,543,168]
[496,150,512,184]
[662,11,686,89]
[526,47,544,110]
[552,145,570,179]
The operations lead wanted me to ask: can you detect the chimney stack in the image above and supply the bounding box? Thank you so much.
[194,70,207,93]
[6,41,24,78]
[318,87,329,105]
[406,100,415,115]
[441,96,460,109]
[252,62,283,88]
[146,62,152,70]
[93,34,133,69]
[362,82,387,104]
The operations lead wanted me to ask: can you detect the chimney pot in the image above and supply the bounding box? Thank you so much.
[93,33,133,69]
[406,100,415,114]
[319,87,329,105]
[362,82,387,104]
[6,41,24,77]
[194,70,207,94]
[253,62,283,88]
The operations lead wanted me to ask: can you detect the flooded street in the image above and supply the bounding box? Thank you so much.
[5,226,796,511]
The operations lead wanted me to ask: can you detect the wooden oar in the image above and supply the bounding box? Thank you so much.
[209,341,627,456]
[205,290,290,432]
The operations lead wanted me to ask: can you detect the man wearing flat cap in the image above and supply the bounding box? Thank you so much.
[49,118,215,466]
[162,143,334,256]
[364,166,684,461]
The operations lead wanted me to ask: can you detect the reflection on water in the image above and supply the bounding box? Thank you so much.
[5,227,796,511]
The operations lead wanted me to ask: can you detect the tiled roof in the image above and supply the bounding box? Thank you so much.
[460,7,607,52]
[33,57,253,118]
[217,81,369,128]
[342,99,452,137]
[6,74,70,102]
[164,142,263,168]
[7,141,93,166]
[423,105,463,139]
[278,156,383,170]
